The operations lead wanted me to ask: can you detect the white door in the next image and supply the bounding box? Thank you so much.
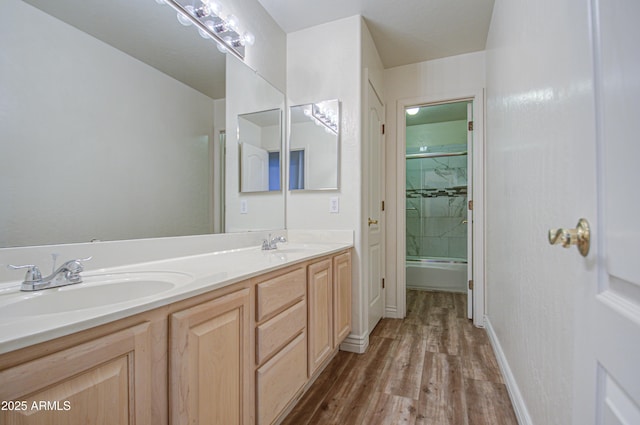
[240,142,268,192]
[367,81,385,333]
[574,0,640,423]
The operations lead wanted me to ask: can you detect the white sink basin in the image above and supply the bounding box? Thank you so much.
[0,271,192,317]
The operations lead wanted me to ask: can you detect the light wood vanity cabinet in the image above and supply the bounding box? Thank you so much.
[307,258,334,376]
[0,248,351,425]
[333,251,352,347]
[0,322,153,425]
[254,267,307,425]
[307,251,352,377]
[170,287,252,425]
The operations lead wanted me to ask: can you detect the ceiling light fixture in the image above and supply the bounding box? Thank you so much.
[158,0,254,60]
[406,107,419,115]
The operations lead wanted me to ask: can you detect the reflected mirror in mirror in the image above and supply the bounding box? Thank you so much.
[225,55,285,232]
[238,109,282,192]
[289,100,340,191]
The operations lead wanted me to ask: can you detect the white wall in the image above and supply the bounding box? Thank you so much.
[485,0,596,423]
[0,0,216,247]
[287,15,380,351]
[383,51,485,316]
[407,120,468,149]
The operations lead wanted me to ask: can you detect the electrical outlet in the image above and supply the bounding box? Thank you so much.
[329,197,340,213]
[240,200,248,214]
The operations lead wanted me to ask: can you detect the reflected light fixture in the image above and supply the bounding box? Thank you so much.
[406,107,420,115]
[304,103,338,135]
[156,0,255,60]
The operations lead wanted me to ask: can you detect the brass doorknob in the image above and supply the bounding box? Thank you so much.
[368,218,378,226]
[548,218,591,257]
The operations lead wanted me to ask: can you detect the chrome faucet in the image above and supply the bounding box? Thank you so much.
[8,256,92,291]
[262,234,287,250]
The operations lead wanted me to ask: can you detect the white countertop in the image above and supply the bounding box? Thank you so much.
[0,241,352,355]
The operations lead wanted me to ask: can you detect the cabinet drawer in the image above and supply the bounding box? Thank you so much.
[256,300,306,365]
[256,332,307,425]
[256,267,305,322]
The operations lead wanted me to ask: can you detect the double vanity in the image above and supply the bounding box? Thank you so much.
[1,1,353,424]
[0,235,353,425]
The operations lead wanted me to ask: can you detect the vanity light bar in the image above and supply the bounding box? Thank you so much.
[311,104,339,135]
[158,0,254,60]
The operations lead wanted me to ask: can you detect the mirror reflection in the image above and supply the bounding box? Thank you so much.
[238,109,282,192]
[0,0,285,248]
[289,100,340,191]
[224,56,285,232]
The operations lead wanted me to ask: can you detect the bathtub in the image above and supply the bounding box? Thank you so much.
[406,257,467,293]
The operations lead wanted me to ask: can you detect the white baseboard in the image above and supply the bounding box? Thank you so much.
[385,305,399,318]
[340,332,369,354]
[485,317,533,425]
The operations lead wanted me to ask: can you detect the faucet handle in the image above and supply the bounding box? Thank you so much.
[64,256,92,272]
[7,264,42,282]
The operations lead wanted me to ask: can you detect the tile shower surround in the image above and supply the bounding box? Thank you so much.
[406,151,467,259]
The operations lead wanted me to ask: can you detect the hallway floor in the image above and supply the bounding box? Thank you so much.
[282,290,518,425]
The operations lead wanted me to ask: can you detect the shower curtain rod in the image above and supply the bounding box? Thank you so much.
[405,151,468,159]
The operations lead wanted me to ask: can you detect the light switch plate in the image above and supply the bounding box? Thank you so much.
[240,200,248,214]
[329,197,339,213]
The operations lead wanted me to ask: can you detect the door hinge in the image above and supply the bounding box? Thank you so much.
[468,200,473,210]
[382,278,385,289]
[468,280,474,290]
[381,124,385,135]
[468,121,474,131]
[381,201,385,211]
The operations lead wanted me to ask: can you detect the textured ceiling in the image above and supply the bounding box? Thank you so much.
[257,0,495,68]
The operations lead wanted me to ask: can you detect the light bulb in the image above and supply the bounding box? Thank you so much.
[217,36,232,53]
[195,4,211,18]
[303,108,312,117]
[208,1,222,15]
[226,14,239,32]
[406,107,419,115]
[176,5,194,26]
[241,31,255,46]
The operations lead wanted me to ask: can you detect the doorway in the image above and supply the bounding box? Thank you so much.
[395,93,485,326]
[405,101,472,317]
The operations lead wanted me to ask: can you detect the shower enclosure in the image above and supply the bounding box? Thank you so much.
[405,101,470,293]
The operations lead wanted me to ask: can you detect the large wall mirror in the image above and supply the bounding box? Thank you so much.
[289,100,340,191]
[0,0,285,248]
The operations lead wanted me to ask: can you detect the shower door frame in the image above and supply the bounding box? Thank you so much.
[395,91,485,327]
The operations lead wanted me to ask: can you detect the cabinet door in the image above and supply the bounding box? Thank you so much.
[333,251,352,347]
[307,258,333,377]
[0,322,152,425]
[256,332,307,425]
[170,288,251,425]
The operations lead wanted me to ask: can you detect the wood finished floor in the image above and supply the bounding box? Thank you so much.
[282,290,518,425]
